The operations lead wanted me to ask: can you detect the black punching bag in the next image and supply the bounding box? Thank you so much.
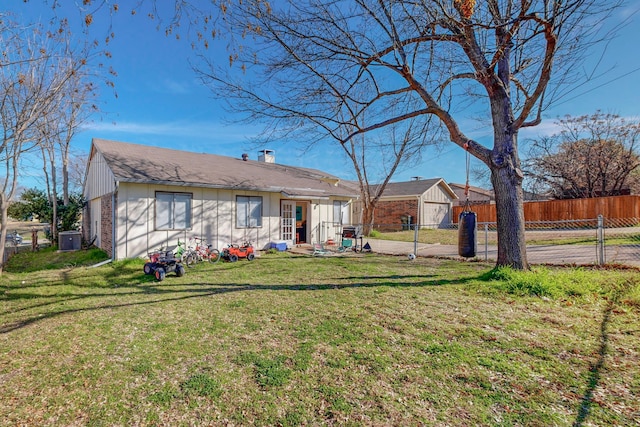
[458,210,477,258]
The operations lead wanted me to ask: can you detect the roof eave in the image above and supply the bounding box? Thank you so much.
[117,178,357,198]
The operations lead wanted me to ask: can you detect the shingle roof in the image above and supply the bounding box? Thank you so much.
[449,183,494,198]
[371,178,449,198]
[91,138,358,198]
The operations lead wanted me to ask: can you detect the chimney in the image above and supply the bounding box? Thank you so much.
[241,153,249,161]
[258,149,275,163]
[411,176,423,181]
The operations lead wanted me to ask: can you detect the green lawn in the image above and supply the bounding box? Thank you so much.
[1,249,639,426]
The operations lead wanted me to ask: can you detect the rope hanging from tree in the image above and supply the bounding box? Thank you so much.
[458,143,477,258]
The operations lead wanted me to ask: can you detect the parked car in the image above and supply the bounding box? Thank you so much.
[5,232,23,245]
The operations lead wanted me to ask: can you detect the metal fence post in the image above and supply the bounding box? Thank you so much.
[597,215,605,265]
[413,220,418,256]
[484,223,488,261]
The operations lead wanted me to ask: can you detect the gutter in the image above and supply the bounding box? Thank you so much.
[414,195,420,256]
[280,191,330,200]
[117,179,356,198]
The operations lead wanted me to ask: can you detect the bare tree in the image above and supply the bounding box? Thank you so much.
[327,94,446,233]
[55,71,97,207]
[36,55,98,239]
[0,17,94,270]
[524,112,640,199]
[185,0,623,269]
[67,150,89,194]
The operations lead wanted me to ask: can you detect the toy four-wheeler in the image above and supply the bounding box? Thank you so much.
[143,249,185,281]
[222,242,255,262]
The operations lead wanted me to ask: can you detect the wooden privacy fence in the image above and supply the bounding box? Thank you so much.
[452,195,640,223]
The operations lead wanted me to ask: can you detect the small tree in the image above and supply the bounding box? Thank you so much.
[7,188,51,222]
[8,188,84,237]
[56,192,85,232]
[525,113,640,199]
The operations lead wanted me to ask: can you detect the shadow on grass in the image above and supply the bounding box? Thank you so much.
[572,276,640,426]
[1,261,481,334]
[572,296,618,426]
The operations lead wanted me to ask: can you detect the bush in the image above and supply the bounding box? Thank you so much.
[482,266,604,299]
[8,188,85,236]
[368,229,381,238]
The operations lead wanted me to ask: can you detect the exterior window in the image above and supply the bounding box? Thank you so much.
[237,195,262,228]
[333,200,350,225]
[156,192,192,230]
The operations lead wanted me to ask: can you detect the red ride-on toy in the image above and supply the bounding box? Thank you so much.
[222,242,255,262]
[143,248,185,281]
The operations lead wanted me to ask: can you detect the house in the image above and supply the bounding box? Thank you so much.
[449,182,550,204]
[449,183,494,206]
[83,139,358,260]
[353,178,458,230]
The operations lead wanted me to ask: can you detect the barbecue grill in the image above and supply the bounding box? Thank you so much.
[340,226,363,252]
[341,226,362,239]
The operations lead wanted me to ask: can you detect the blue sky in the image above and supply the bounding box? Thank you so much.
[12,2,640,189]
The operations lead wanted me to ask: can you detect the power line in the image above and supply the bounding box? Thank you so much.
[554,66,640,108]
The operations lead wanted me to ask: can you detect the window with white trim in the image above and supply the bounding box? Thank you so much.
[237,195,263,228]
[156,192,192,230]
[333,200,350,225]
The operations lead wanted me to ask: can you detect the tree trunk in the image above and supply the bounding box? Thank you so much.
[490,139,529,270]
[0,196,8,274]
[62,157,69,206]
[360,201,375,236]
[47,147,58,241]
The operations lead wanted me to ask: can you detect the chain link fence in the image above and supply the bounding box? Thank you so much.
[323,216,640,267]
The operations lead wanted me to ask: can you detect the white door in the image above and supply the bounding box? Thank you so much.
[281,200,295,246]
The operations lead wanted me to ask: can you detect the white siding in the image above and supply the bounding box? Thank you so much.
[112,182,349,259]
[423,184,453,204]
[84,150,116,200]
[420,183,454,227]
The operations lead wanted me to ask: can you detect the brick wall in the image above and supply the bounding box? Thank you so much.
[374,200,419,231]
[101,193,114,258]
[82,203,91,243]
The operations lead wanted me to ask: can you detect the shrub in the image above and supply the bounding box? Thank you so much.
[482,266,604,299]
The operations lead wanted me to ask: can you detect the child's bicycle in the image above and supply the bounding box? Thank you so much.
[187,236,221,265]
[175,240,196,266]
[181,236,220,267]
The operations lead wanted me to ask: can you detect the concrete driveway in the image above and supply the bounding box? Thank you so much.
[360,239,640,267]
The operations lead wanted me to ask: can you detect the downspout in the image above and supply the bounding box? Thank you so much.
[416,195,421,228]
[112,181,118,261]
[414,195,420,256]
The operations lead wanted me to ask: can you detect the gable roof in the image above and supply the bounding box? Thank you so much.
[90,138,357,199]
[372,178,457,199]
[448,183,494,198]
